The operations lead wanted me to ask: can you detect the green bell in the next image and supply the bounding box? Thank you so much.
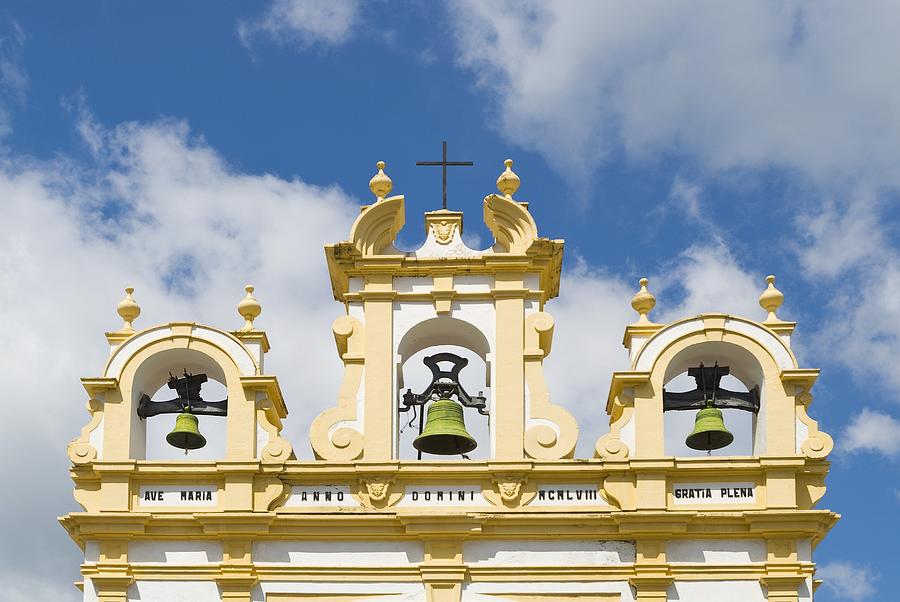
[413,399,477,456]
[685,404,734,451]
[166,411,207,451]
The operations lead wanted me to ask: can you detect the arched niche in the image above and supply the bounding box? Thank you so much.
[395,317,492,460]
[662,346,757,457]
[136,349,229,461]
[644,320,793,457]
[107,325,256,461]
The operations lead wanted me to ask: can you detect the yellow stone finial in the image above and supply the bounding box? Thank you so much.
[116,286,140,332]
[237,284,262,331]
[759,274,784,322]
[368,160,392,200]
[496,158,520,198]
[631,277,656,324]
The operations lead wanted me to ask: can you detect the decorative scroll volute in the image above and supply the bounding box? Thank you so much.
[595,394,633,460]
[523,312,578,460]
[309,316,366,461]
[796,390,834,459]
[483,193,538,254]
[256,397,293,463]
[349,195,405,256]
[67,398,104,465]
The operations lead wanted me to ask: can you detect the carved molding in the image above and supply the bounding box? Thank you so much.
[596,394,633,460]
[796,390,834,459]
[432,220,456,245]
[349,195,405,256]
[256,397,293,463]
[523,312,578,460]
[67,398,104,465]
[483,193,538,254]
[358,477,401,509]
[309,316,366,461]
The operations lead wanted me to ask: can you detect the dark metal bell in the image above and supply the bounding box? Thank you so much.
[685,405,734,451]
[166,411,207,451]
[413,399,477,456]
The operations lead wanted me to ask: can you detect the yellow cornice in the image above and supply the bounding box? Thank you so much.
[231,329,270,353]
[622,323,665,349]
[781,368,820,390]
[240,375,287,417]
[60,509,838,544]
[81,377,118,398]
[606,371,651,413]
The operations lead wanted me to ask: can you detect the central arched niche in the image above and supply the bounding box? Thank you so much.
[661,341,765,457]
[131,347,230,461]
[396,317,492,460]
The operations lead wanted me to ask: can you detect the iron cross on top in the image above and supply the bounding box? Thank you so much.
[415,140,474,210]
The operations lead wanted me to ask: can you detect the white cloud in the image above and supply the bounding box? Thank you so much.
[238,0,361,49]
[842,407,900,458]
[449,1,900,404]
[657,242,765,322]
[817,561,878,601]
[0,111,358,594]
[448,1,900,188]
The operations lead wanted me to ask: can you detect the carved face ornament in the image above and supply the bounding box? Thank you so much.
[433,220,456,245]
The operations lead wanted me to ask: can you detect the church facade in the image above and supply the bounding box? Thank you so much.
[61,159,837,601]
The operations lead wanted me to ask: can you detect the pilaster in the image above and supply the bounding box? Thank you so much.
[493,272,526,458]
[362,274,396,459]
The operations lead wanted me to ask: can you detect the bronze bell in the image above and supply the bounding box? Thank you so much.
[166,411,207,451]
[685,404,734,451]
[413,399,477,456]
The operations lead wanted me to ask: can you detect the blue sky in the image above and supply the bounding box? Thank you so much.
[1,1,898,600]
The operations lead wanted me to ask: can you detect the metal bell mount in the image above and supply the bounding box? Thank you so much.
[663,363,759,452]
[137,370,228,453]
[401,353,486,458]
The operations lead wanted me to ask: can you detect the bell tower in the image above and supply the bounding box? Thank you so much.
[310,159,578,462]
[61,156,837,602]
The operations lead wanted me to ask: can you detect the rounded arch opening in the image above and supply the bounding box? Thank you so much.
[396,317,492,461]
[661,341,766,457]
[130,348,233,461]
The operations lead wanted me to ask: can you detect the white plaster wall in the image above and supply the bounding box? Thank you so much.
[83,577,97,602]
[634,320,700,372]
[798,538,812,562]
[524,273,540,290]
[88,415,104,460]
[464,581,635,602]
[670,580,765,601]
[619,403,636,453]
[255,581,426,601]
[455,275,493,293]
[253,540,424,565]
[666,539,766,563]
[128,540,222,564]
[84,541,100,563]
[395,276,434,293]
[349,277,364,293]
[725,318,794,369]
[800,577,813,602]
[464,540,635,566]
[349,301,365,322]
[668,580,765,601]
[796,414,809,454]
[128,581,221,602]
